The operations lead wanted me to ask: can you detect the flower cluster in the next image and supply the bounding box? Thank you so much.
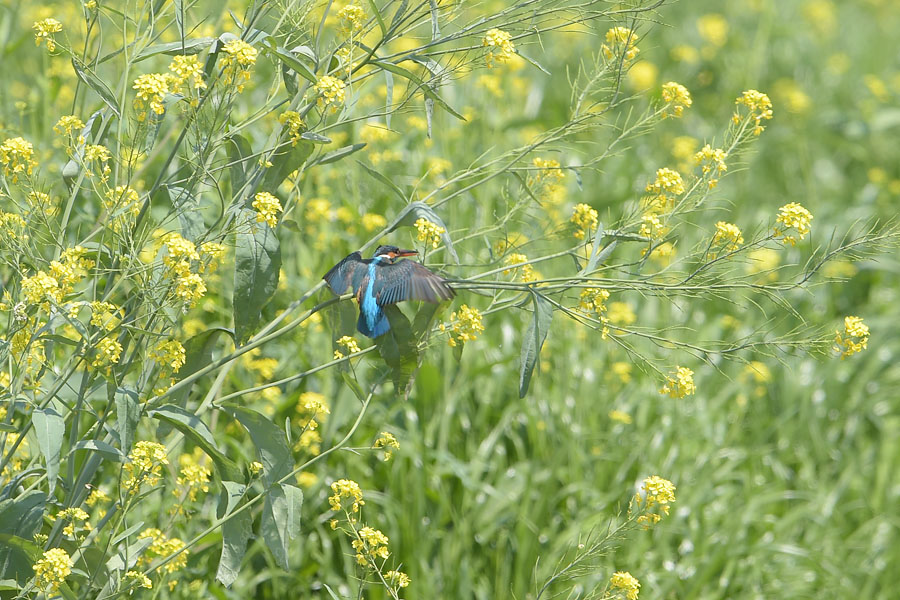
[660,366,696,398]
[103,185,142,231]
[711,221,744,255]
[503,253,539,283]
[333,335,361,360]
[694,144,728,187]
[338,4,366,32]
[602,27,639,61]
[773,202,813,246]
[252,191,283,228]
[93,337,123,368]
[1,137,38,182]
[835,315,869,358]
[329,478,365,513]
[609,571,641,600]
[54,115,85,147]
[138,528,188,574]
[661,82,692,117]
[440,304,485,347]
[483,28,515,68]
[133,73,172,120]
[315,75,346,111]
[123,441,169,490]
[635,475,676,528]
[221,39,258,92]
[645,167,685,210]
[169,54,206,91]
[570,203,598,240]
[385,570,411,589]
[54,507,92,537]
[415,217,446,250]
[734,89,774,135]
[33,18,63,52]
[362,213,387,232]
[352,526,390,565]
[33,548,73,593]
[278,110,305,146]
[578,288,610,337]
[150,339,186,373]
[374,431,400,461]
[124,570,153,590]
[176,450,211,502]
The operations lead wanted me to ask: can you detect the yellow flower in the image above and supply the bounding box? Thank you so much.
[578,288,610,337]
[694,145,728,187]
[483,28,515,68]
[221,39,258,92]
[55,507,91,537]
[415,217,445,250]
[645,167,685,209]
[138,528,188,573]
[611,361,632,384]
[602,27,639,61]
[835,315,869,358]
[352,526,390,565]
[660,366,695,399]
[697,13,729,47]
[626,61,657,92]
[176,450,211,501]
[168,55,206,90]
[315,75,346,110]
[638,214,667,240]
[329,478,365,512]
[299,391,330,419]
[86,488,110,506]
[773,202,813,246]
[54,115,85,141]
[123,441,169,490]
[33,548,73,593]
[503,253,539,283]
[608,409,632,424]
[334,336,361,360]
[711,221,744,254]
[93,337,123,368]
[386,570,411,588]
[635,475,677,527]
[0,137,38,182]
[176,273,207,305]
[609,571,641,600]
[150,340,187,373]
[374,431,400,461]
[33,18,63,52]
[249,461,264,476]
[607,301,635,326]
[133,73,173,120]
[361,213,387,232]
[278,111,305,146]
[733,89,774,135]
[252,192,283,228]
[570,203,598,240]
[338,4,366,32]
[22,271,62,305]
[297,471,318,487]
[440,304,485,347]
[124,570,153,589]
[661,82,692,117]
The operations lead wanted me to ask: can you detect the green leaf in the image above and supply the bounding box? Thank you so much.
[341,371,366,402]
[518,294,553,398]
[372,60,465,121]
[261,140,314,191]
[115,386,141,456]
[518,52,551,75]
[71,59,121,117]
[386,201,459,264]
[366,0,387,37]
[225,134,253,198]
[357,160,407,202]
[162,185,205,242]
[149,405,242,481]
[263,42,318,84]
[220,405,292,486]
[233,212,282,345]
[105,537,153,572]
[216,482,252,587]
[300,131,332,144]
[0,491,46,538]
[375,305,419,397]
[133,37,216,62]
[32,408,64,495]
[384,70,394,128]
[259,483,303,570]
[281,62,298,96]
[0,534,40,589]
[389,0,409,29]
[72,440,125,462]
[312,143,367,166]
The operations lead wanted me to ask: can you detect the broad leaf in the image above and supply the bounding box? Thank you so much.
[233,212,281,344]
[149,405,242,481]
[312,143,367,167]
[169,328,233,407]
[261,140,313,192]
[519,294,553,398]
[225,134,253,199]
[260,483,303,570]
[71,440,125,462]
[32,408,64,495]
[0,491,46,538]
[263,42,318,84]
[375,305,419,397]
[220,405,292,486]
[71,59,121,116]
[216,482,252,587]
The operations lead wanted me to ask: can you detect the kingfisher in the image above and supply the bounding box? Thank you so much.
[323,245,455,338]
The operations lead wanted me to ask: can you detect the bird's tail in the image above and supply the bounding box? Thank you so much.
[357,308,390,338]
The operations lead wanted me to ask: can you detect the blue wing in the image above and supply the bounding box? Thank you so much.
[373,260,455,306]
[323,252,368,295]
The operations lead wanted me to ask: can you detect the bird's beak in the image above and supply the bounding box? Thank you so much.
[396,248,418,257]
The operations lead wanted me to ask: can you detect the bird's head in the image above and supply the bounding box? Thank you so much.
[372,245,417,263]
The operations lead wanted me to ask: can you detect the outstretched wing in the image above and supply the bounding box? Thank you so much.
[323,252,368,295]
[374,260,455,305]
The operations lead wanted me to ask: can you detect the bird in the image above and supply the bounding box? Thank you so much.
[323,245,455,338]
